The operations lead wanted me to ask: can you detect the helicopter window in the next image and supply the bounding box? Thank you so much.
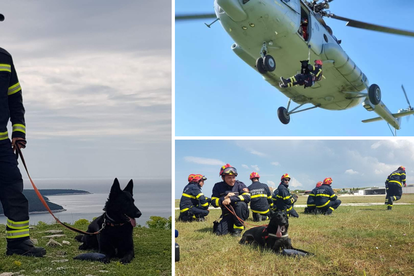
[242,0,250,4]
[323,34,328,42]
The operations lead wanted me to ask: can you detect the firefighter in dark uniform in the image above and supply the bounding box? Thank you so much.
[304,181,323,214]
[178,174,210,222]
[211,164,250,236]
[247,172,273,222]
[385,166,406,210]
[314,177,341,215]
[0,46,46,257]
[279,60,323,88]
[272,174,299,218]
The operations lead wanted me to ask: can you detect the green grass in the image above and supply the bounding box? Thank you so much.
[0,220,171,276]
[175,199,414,276]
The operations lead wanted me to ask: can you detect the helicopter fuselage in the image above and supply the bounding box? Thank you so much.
[215,0,370,111]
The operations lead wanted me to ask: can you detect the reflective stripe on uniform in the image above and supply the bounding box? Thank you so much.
[277,195,291,200]
[317,200,330,208]
[12,124,26,134]
[196,193,204,199]
[180,208,189,213]
[238,195,244,201]
[212,197,219,206]
[0,131,8,140]
[233,225,244,230]
[6,229,30,239]
[286,206,292,211]
[316,194,331,198]
[251,209,270,214]
[182,193,196,199]
[330,194,337,198]
[7,219,29,229]
[0,63,11,72]
[200,202,209,207]
[388,180,402,187]
[251,194,267,199]
[8,82,21,96]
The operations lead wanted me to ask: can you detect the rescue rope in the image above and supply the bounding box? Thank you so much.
[15,141,103,236]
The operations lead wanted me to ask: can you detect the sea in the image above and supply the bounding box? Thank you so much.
[0,178,171,227]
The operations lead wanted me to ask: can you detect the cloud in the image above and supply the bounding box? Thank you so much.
[242,164,249,169]
[345,169,359,175]
[290,177,303,188]
[267,181,276,188]
[247,148,266,157]
[271,162,280,166]
[184,156,224,166]
[251,165,260,171]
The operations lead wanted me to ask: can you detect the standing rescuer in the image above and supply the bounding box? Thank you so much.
[314,177,341,215]
[0,33,46,256]
[385,166,406,210]
[272,173,299,218]
[178,174,210,222]
[247,172,273,222]
[211,164,251,236]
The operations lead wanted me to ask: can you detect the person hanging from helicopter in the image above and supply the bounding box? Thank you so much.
[279,59,323,89]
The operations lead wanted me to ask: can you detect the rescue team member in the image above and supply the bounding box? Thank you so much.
[385,166,406,210]
[304,181,323,214]
[0,47,46,257]
[178,174,210,222]
[211,164,251,236]
[247,172,273,222]
[279,60,323,88]
[272,174,299,218]
[314,177,341,215]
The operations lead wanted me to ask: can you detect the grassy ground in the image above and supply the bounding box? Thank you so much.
[0,220,171,276]
[175,195,414,276]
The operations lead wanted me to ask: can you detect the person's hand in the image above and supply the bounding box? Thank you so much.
[226,192,235,198]
[222,198,231,205]
[12,138,26,153]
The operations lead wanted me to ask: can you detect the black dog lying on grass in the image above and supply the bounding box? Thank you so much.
[74,178,142,264]
[239,210,292,253]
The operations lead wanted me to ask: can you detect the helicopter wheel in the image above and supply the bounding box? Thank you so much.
[277,107,290,124]
[368,84,381,105]
[256,57,267,74]
[263,55,276,72]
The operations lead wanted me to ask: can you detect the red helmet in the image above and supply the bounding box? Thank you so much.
[302,18,308,24]
[189,174,206,183]
[188,174,195,182]
[398,166,405,171]
[281,173,291,181]
[316,181,323,188]
[315,60,323,66]
[220,164,238,176]
[250,172,260,180]
[323,177,332,185]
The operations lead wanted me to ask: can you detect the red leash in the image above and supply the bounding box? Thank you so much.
[15,142,102,236]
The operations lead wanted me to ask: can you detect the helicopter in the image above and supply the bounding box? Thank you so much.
[176,0,414,134]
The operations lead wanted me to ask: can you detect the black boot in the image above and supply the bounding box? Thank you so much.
[231,229,242,237]
[7,238,46,257]
[387,206,392,210]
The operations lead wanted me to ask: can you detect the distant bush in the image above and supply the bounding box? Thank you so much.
[74,218,90,227]
[146,216,171,229]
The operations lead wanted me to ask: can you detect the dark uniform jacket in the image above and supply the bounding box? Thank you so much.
[247,181,273,213]
[0,48,25,142]
[307,187,318,207]
[272,183,295,212]
[211,180,251,215]
[314,184,337,208]
[386,169,406,188]
[179,182,210,212]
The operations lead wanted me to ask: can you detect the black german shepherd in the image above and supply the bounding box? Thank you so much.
[75,178,142,263]
[239,210,292,253]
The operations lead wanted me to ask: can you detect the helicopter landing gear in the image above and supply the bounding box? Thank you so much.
[368,84,381,105]
[255,42,276,74]
[277,99,320,125]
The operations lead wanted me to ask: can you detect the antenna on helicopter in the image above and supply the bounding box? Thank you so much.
[205,18,220,29]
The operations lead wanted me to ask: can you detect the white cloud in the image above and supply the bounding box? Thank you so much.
[248,149,266,157]
[271,162,280,166]
[290,177,303,188]
[184,156,224,166]
[267,181,276,188]
[251,165,260,171]
[242,164,249,169]
[345,169,359,175]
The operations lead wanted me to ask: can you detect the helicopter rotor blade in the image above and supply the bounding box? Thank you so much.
[401,85,412,109]
[328,14,414,37]
[176,13,217,21]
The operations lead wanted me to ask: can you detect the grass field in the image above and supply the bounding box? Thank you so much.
[0,219,171,276]
[175,195,414,276]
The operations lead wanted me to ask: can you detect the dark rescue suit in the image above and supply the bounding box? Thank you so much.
[211,180,251,235]
[178,182,210,221]
[305,186,318,214]
[385,168,406,209]
[247,181,273,221]
[314,184,341,215]
[0,48,30,241]
[283,62,322,88]
[272,183,299,218]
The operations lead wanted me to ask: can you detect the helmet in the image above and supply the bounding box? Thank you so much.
[250,172,260,180]
[316,181,323,188]
[323,177,332,185]
[398,166,406,171]
[301,18,308,24]
[315,60,323,66]
[192,174,207,183]
[281,173,291,181]
[220,164,238,176]
[188,174,196,182]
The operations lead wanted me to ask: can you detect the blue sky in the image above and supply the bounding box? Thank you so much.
[175,139,414,199]
[175,0,414,136]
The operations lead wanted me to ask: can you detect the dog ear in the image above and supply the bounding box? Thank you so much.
[124,179,134,194]
[110,178,122,197]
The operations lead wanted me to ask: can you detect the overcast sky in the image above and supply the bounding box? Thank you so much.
[2,1,171,184]
[175,139,414,198]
